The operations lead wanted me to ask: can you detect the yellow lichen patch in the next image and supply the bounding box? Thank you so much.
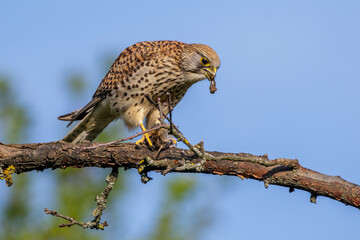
[0,165,16,187]
[138,164,145,173]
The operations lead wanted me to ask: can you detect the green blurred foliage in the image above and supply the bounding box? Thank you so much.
[168,178,196,203]
[66,74,86,94]
[150,177,197,240]
[0,76,32,240]
[148,176,213,240]
[0,77,30,143]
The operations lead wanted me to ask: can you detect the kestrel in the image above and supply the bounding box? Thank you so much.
[59,40,220,146]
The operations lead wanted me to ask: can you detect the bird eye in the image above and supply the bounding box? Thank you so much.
[200,57,210,66]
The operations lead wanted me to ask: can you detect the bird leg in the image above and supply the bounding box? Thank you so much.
[135,123,154,147]
[153,97,177,147]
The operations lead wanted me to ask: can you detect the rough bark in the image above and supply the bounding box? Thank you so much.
[1,141,359,209]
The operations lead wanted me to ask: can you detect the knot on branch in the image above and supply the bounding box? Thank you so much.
[310,193,317,204]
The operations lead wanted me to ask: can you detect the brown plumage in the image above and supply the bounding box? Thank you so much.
[59,40,220,144]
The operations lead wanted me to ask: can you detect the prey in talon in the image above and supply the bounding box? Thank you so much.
[58,40,221,148]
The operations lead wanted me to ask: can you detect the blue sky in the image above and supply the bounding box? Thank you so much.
[1,1,360,239]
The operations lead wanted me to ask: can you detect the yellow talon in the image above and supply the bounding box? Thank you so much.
[135,123,153,147]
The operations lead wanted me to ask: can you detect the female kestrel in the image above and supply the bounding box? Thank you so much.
[58,40,220,146]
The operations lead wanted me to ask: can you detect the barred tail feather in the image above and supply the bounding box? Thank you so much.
[62,111,113,143]
[58,96,104,127]
[59,96,112,143]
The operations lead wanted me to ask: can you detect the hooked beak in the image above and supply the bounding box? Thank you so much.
[204,67,218,94]
[204,67,217,81]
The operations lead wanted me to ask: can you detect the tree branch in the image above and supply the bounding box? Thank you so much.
[1,141,359,209]
[44,166,118,229]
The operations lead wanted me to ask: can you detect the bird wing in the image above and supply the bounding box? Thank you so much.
[92,41,185,97]
[59,41,185,129]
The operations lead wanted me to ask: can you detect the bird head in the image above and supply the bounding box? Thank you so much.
[181,43,221,93]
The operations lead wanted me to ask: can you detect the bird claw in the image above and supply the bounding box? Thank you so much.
[135,132,154,149]
[135,124,176,151]
[135,123,156,150]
